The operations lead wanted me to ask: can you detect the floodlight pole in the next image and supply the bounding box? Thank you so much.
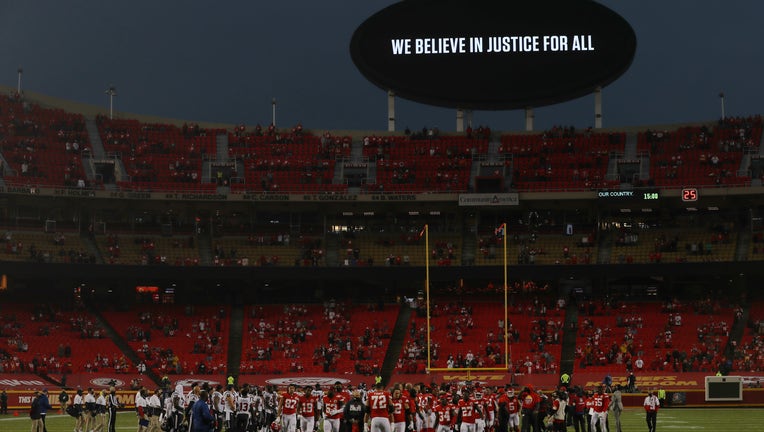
[524,107,534,131]
[594,86,603,129]
[387,90,395,132]
[105,85,117,120]
[17,67,23,94]
[272,97,277,128]
[456,109,464,132]
[719,92,726,121]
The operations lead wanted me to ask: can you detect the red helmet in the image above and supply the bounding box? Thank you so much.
[271,422,282,432]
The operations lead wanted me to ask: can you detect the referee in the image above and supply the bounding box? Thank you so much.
[108,386,120,432]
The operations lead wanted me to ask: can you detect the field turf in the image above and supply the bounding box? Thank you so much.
[2,407,763,432]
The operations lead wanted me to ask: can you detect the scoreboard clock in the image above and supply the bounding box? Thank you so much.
[597,189,660,203]
[681,188,699,202]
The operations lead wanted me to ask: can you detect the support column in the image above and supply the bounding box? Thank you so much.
[456,109,464,132]
[525,108,534,131]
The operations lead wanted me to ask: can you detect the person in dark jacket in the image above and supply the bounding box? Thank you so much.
[58,390,69,415]
[38,389,53,432]
[0,389,8,414]
[31,390,44,432]
[191,390,215,432]
[343,390,366,432]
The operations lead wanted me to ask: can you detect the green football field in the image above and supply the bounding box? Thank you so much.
[1,408,763,432]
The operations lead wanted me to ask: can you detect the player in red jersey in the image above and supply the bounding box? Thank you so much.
[279,385,302,432]
[483,388,497,432]
[323,387,346,432]
[299,385,319,432]
[506,389,522,432]
[496,387,519,432]
[584,390,595,431]
[568,387,587,432]
[457,391,481,432]
[365,382,393,432]
[391,387,412,432]
[589,386,609,432]
[471,387,487,432]
[433,393,455,432]
[415,385,436,417]
[418,405,438,432]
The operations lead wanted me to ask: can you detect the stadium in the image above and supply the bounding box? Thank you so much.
[1,1,764,432]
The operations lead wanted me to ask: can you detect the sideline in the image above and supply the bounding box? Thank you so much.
[0,414,68,421]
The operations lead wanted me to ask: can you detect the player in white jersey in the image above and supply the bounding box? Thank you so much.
[212,385,225,432]
[185,384,201,431]
[164,385,186,432]
[186,384,201,411]
[252,386,266,429]
[234,389,256,432]
[223,385,239,431]
[262,386,278,429]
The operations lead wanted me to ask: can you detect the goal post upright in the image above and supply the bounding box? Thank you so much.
[503,222,509,370]
[425,224,431,371]
[425,222,511,376]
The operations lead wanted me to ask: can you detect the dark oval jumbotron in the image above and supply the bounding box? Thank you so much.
[350,0,637,110]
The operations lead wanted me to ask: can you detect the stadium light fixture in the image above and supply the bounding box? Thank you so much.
[719,92,726,120]
[105,85,117,119]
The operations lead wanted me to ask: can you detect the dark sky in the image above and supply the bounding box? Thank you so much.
[1,1,762,131]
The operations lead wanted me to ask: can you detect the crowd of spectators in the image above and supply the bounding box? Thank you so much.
[124,306,226,376]
[0,94,91,188]
[245,304,313,371]
[574,297,741,375]
[398,295,561,376]
[241,301,389,376]
[0,303,128,374]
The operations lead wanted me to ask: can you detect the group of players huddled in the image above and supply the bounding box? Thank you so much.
[119,380,620,432]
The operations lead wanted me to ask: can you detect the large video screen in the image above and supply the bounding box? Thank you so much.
[350,0,637,110]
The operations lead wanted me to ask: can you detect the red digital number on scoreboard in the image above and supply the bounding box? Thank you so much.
[681,188,698,202]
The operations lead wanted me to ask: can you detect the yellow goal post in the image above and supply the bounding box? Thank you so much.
[422,223,510,376]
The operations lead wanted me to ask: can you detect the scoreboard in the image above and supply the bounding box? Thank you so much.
[597,189,660,203]
[681,187,699,202]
